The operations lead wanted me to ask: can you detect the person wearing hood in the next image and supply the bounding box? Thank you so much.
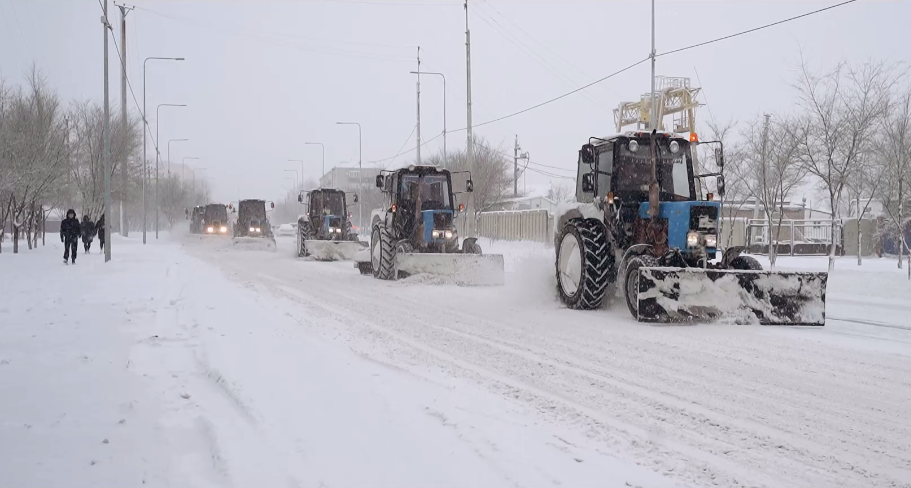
[59,209,81,264]
[96,213,106,252]
[80,215,96,253]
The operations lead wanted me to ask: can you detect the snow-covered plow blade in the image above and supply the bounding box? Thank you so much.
[300,240,367,261]
[637,267,827,325]
[231,236,277,252]
[395,253,505,286]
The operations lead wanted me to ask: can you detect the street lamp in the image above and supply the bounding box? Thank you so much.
[288,159,305,187]
[304,142,325,178]
[143,56,184,244]
[410,71,446,160]
[181,156,199,180]
[336,122,362,233]
[167,138,189,175]
[155,103,186,238]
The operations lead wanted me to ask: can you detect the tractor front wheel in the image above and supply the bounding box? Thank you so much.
[623,254,660,319]
[462,237,482,254]
[728,255,762,270]
[297,220,312,257]
[371,224,396,280]
[555,219,612,310]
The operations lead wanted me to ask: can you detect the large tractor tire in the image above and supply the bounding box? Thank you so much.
[729,255,762,270]
[297,220,313,257]
[623,254,660,319]
[371,224,396,280]
[555,219,612,310]
[462,237,482,254]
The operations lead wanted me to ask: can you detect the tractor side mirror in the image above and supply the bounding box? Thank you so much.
[375,175,384,188]
[353,194,359,204]
[270,202,275,209]
[466,179,474,193]
[297,194,303,203]
[715,148,725,169]
[716,175,726,198]
[581,173,595,193]
[579,144,595,165]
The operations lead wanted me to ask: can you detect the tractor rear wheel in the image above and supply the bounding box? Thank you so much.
[555,219,612,310]
[623,254,660,319]
[371,224,396,280]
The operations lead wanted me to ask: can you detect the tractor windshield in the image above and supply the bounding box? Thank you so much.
[614,142,693,201]
[310,192,346,217]
[205,205,227,223]
[401,174,451,210]
[239,201,266,221]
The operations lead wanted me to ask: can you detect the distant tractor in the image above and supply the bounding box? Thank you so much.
[202,203,230,236]
[554,131,827,325]
[187,206,205,234]
[353,165,504,285]
[296,188,367,260]
[232,199,276,251]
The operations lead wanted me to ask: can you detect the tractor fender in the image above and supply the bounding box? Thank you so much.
[721,246,746,269]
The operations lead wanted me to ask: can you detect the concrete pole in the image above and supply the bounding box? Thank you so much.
[416,46,422,165]
[464,0,475,237]
[649,0,657,131]
[102,0,113,261]
[118,4,132,237]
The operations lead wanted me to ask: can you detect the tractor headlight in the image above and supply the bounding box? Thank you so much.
[444,230,453,239]
[255,227,261,233]
[704,234,717,248]
[249,227,255,232]
[220,226,228,233]
[330,227,341,234]
[686,231,700,248]
[432,230,442,239]
[206,226,214,233]
[669,140,680,153]
[628,140,639,153]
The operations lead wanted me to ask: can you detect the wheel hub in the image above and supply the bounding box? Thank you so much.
[558,233,582,296]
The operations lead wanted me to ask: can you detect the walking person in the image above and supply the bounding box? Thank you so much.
[60,209,81,265]
[81,215,95,253]
[96,213,106,252]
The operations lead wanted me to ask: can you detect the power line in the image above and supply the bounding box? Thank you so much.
[657,0,858,57]
[384,125,417,169]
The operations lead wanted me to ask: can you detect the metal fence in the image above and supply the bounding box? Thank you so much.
[456,209,554,245]
[744,219,843,256]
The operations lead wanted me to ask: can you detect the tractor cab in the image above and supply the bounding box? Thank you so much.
[376,165,471,252]
[297,188,358,241]
[577,132,724,264]
[203,203,229,235]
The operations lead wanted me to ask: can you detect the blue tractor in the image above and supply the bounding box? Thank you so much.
[354,165,504,285]
[296,188,366,260]
[554,131,827,325]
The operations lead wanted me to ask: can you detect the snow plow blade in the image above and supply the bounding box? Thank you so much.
[637,267,827,325]
[395,253,505,286]
[231,236,277,252]
[301,240,367,261]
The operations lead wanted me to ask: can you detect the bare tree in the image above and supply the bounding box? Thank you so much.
[738,115,807,268]
[794,58,899,271]
[877,87,911,267]
[702,119,749,248]
[545,181,572,203]
[423,137,513,215]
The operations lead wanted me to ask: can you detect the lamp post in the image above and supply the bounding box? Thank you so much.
[336,122,362,232]
[155,103,186,238]
[410,71,446,161]
[288,159,305,187]
[305,142,325,179]
[181,156,199,180]
[284,169,299,190]
[167,138,189,175]
[142,56,184,244]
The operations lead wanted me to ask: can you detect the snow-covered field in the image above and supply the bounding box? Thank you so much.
[2,235,910,488]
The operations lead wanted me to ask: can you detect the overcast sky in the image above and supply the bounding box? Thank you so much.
[1,0,908,204]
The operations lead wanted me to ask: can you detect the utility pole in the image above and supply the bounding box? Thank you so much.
[117,3,132,238]
[649,0,657,131]
[102,0,113,262]
[464,0,475,236]
[416,46,422,165]
[514,135,519,197]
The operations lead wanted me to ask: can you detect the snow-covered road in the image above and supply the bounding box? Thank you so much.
[3,235,910,488]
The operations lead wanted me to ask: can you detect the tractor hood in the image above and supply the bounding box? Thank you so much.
[638,201,720,251]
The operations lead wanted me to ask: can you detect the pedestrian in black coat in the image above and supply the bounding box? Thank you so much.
[96,214,106,252]
[81,215,95,253]
[60,209,81,264]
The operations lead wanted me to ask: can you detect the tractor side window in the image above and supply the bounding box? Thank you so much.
[597,149,612,197]
[575,153,593,203]
[662,156,691,201]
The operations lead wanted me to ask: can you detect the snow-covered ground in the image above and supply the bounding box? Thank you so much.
[2,235,910,488]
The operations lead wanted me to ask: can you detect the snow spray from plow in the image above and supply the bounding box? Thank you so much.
[300,240,367,261]
[636,267,828,325]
